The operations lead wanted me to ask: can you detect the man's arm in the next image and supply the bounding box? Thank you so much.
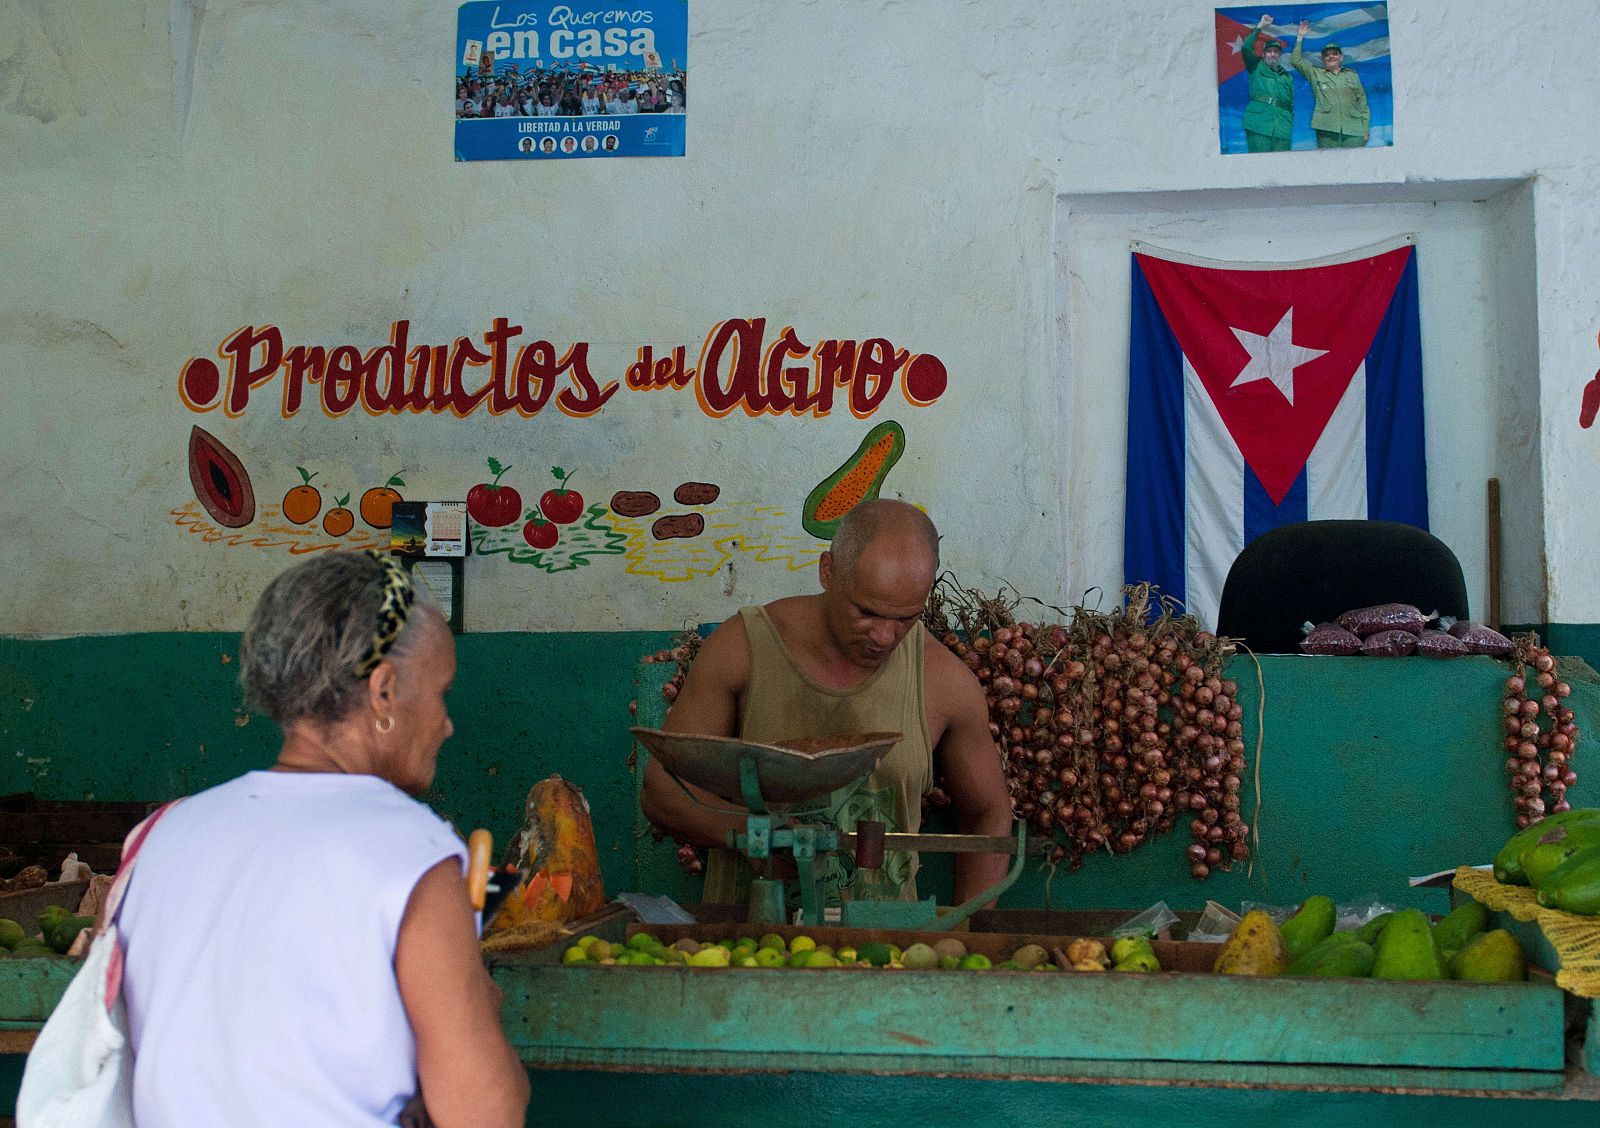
[1241,27,1262,73]
[640,616,754,848]
[1353,71,1370,135]
[1289,24,1314,80]
[927,640,1016,905]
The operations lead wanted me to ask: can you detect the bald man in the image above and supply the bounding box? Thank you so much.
[641,500,1014,908]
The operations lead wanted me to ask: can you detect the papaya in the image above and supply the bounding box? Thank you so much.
[187,425,257,528]
[1372,909,1447,980]
[46,915,94,954]
[1430,899,1489,954]
[1287,936,1376,977]
[1448,929,1526,982]
[1534,847,1600,916]
[1493,808,1600,885]
[1212,909,1291,975]
[800,421,906,540]
[1521,825,1600,888]
[1279,895,1336,957]
[485,776,606,948]
[1353,911,1394,945]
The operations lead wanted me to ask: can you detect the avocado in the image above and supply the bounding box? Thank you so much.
[1287,935,1376,977]
[1372,909,1447,980]
[1430,899,1489,954]
[1447,929,1526,982]
[1494,809,1600,885]
[1279,895,1336,957]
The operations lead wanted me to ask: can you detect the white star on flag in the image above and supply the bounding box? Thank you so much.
[1228,308,1328,406]
[1229,34,1245,55]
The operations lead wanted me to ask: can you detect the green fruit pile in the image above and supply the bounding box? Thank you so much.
[1493,808,1600,914]
[558,933,1070,971]
[1214,896,1524,982]
[0,906,95,957]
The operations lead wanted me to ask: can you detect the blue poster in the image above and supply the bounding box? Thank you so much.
[1215,3,1393,154]
[455,1,687,161]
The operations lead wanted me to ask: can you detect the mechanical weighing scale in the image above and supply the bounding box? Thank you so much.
[632,727,1027,930]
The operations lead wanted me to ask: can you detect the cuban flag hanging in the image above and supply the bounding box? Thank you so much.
[1124,236,1426,629]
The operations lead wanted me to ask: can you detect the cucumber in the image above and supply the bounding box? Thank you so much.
[1494,809,1600,885]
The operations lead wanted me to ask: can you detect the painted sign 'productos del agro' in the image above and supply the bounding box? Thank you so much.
[175,317,948,580]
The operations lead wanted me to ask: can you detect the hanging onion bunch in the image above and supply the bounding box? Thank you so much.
[638,627,707,873]
[1501,633,1578,829]
[925,579,1251,879]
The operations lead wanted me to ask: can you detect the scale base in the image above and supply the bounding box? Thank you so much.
[747,878,787,925]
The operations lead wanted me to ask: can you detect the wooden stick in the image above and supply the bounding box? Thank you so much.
[1487,478,1502,630]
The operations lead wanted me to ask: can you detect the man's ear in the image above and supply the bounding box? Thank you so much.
[818,550,833,591]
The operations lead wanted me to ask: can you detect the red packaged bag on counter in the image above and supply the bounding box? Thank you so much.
[1361,629,1418,657]
[1445,619,1513,656]
[1300,621,1362,656]
[1416,629,1470,658]
[1336,603,1429,637]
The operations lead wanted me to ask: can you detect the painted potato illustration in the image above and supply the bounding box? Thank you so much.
[282,467,323,525]
[467,457,522,528]
[673,482,720,506]
[609,491,661,518]
[323,495,354,537]
[652,514,705,540]
[187,426,256,528]
[360,473,406,528]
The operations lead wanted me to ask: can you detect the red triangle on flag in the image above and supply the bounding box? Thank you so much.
[1135,246,1412,505]
[1216,13,1279,85]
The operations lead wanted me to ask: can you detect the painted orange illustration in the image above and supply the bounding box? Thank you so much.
[282,467,323,526]
[323,494,354,537]
[360,473,406,528]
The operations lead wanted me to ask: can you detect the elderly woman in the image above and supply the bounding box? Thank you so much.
[116,552,528,1127]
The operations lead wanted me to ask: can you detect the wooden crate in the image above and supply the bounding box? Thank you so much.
[488,920,1568,1091]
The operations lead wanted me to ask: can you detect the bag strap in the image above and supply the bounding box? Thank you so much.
[103,799,183,927]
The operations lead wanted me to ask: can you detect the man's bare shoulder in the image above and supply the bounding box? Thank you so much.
[921,628,986,716]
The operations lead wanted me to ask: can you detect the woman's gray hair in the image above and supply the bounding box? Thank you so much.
[240,553,434,729]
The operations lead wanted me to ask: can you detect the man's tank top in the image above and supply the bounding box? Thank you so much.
[700,604,934,906]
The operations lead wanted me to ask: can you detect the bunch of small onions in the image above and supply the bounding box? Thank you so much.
[1502,634,1578,829]
[927,580,1251,879]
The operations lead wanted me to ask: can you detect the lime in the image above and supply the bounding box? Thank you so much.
[561,945,590,965]
[627,933,659,952]
[754,947,787,968]
[737,956,759,968]
[937,955,962,970]
[794,950,837,968]
[958,953,993,970]
[758,933,787,951]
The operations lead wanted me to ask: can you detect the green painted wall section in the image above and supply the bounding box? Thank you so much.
[1,633,1596,913]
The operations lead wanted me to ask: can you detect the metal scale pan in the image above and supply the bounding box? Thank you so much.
[629,728,899,811]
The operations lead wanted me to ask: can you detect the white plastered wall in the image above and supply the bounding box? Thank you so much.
[0,0,1595,633]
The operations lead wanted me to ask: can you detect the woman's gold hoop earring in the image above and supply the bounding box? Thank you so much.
[376,715,395,735]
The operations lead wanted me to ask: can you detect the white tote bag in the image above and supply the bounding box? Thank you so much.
[17,802,179,1128]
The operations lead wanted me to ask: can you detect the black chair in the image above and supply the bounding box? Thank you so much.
[1214,520,1470,654]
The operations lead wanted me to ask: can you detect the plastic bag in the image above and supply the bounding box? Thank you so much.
[1415,629,1470,658]
[1187,899,1242,943]
[1334,894,1399,932]
[1445,619,1513,656]
[1361,629,1418,657]
[1336,603,1428,637]
[1110,900,1180,940]
[57,852,93,884]
[1300,621,1362,656]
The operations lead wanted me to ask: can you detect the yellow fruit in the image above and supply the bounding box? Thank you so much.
[754,947,787,968]
[958,953,992,970]
[790,935,817,954]
[561,945,590,965]
[688,946,732,968]
[836,947,858,963]
[1213,909,1291,976]
[758,933,787,951]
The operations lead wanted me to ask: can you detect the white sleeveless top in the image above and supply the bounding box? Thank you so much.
[119,771,467,1128]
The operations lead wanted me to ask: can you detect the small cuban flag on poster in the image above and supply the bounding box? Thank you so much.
[1123,236,1426,629]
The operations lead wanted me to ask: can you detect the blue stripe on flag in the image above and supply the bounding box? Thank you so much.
[1244,463,1308,545]
[1124,260,1187,609]
[1364,248,1427,528]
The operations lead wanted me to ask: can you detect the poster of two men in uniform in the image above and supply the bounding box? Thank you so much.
[1216,3,1394,154]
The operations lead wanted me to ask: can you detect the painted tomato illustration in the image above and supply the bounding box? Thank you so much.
[538,466,584,524]
[466,457,522,528]
[522,515,558,550]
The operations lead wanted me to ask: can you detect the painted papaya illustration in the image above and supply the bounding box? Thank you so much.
[187,426,257,528]
[801,420,905,540]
